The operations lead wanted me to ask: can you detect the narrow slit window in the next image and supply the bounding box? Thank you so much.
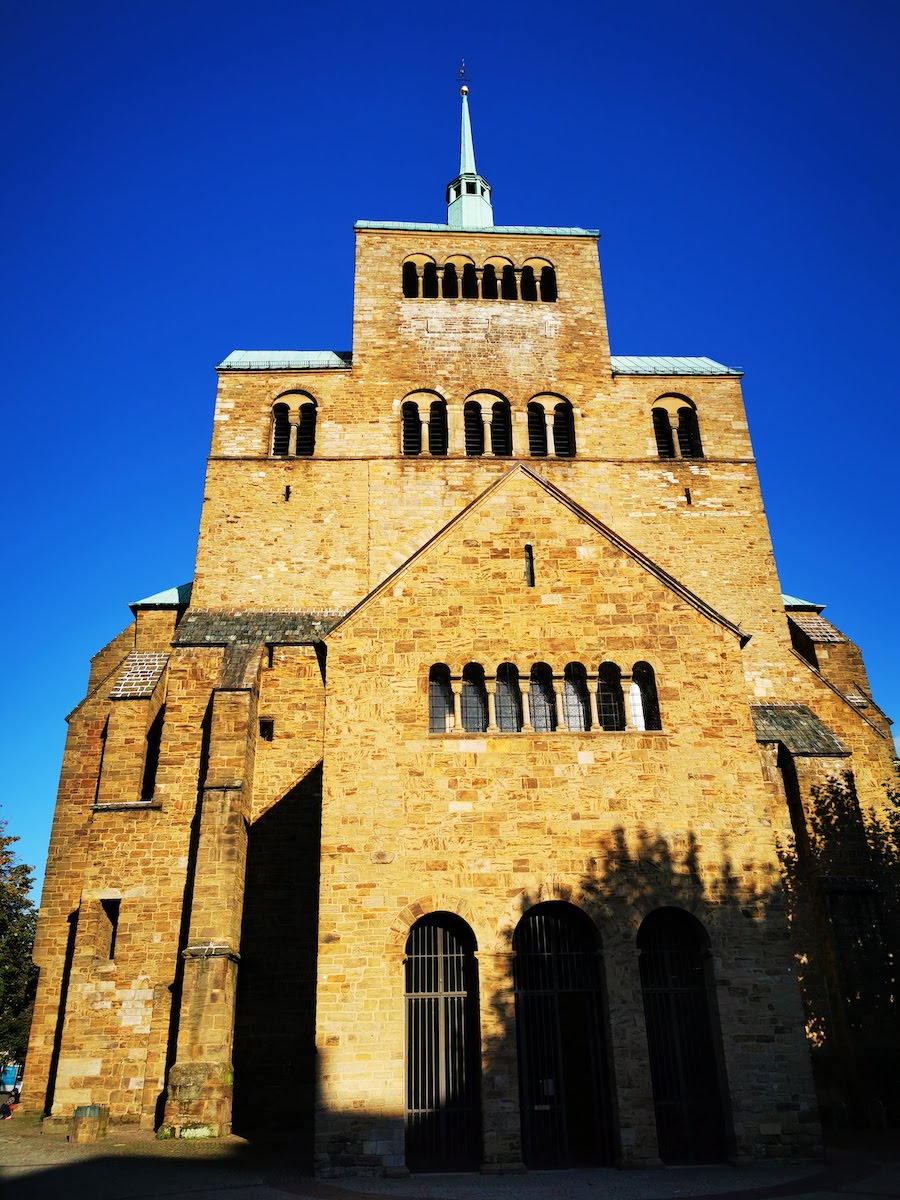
[481,264,498,300]
[460,663,488,733]
[428,400,448,455]
[141,705,164,801]
[677,406,703,458]
[528,663,557,732]
[402,261,419,298]
[553,401,576,457]
[562,663,591,731]
[271,404,291,456]
[597,663,626,731]
[442,262,459,298]
[495,663,523,732]
[428,665,454,733]
[524,544,535,587]
[520,266,537,302]
[464,401,484,456]
[527,402,547,456]
[652,407,675,458]
[422,262,439,298]
[101,899,120,960]
[540,265,558,302]
[501,265,518,300]
[402,401,422,455]
[296,402,316,456]
[631,661,662,731]
[490,400,513,456]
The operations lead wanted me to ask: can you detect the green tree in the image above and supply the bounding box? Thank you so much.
[0,813,38,1066]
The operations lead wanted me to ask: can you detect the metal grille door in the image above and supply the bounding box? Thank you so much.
[513,903,615,1167]
[638,909,727,1163]
[405,916,481,1171]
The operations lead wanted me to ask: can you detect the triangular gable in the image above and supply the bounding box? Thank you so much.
[327,464,749,646]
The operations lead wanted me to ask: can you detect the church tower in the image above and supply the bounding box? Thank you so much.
[25,88,897,1173]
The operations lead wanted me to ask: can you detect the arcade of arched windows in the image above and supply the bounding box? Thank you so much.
[270,394,317,457]
[401,392,576,458]
[651,395,704,460]
[401,255,558,302]
[428,661,662,734]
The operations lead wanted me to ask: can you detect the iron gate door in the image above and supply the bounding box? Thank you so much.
[638,908,727,1163]
[513,903,615,1167]
[405,915,481,1171]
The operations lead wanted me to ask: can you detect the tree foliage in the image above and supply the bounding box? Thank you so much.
[0,812,38,1065]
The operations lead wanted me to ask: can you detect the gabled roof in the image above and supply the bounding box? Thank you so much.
[327,464,749,645]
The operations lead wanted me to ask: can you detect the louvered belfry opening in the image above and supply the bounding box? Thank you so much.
[405,915,482,1172]
[638,908,729,1163]
[513,903,616,1167]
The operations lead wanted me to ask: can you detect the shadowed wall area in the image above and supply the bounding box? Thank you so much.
[231,766,322,1153]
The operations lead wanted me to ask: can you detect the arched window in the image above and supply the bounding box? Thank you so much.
[528,663,557,732]
[501,264,518,300]
[461,262,479,299]
[464,401,484,456]
[428,399,448,455]
[490,398,513,456]
[296,400,316,456]
[520,265,537,302]
[630,662,661,731]
[481,264,498,300]
[563,663,591,731]
[402,261,419,298]
[495,663,522,732]
[677,406,703,458]
[597,663,625,731]
[428,664,454,733]
[527,402,548,456]
[638,909,728,1163]
[405,914,481,1170]
[442,262,459,299]
[513,903,615,1166]
[271,403,290,456]
[553,401,576,457]
[540,265,558,302]
[422,261,439,298]
[402,400,421,455]
[652,407,675,458]
[460,663,488,732]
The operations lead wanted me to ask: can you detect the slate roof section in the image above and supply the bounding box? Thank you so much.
[788,612,847,643]
[751,703,849,757]
[109,652,169,699]
[173,610,346,646]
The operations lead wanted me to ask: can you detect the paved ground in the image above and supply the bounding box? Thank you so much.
[1,1118,898,1200]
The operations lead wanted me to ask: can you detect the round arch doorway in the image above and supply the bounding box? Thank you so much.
[513,902,616,1167]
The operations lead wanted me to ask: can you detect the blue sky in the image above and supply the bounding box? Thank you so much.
[2,0,898,895]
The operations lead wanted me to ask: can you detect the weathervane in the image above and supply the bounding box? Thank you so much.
[458,58,470,94]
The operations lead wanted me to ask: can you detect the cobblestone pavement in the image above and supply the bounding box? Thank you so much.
[1,1119,897,1200]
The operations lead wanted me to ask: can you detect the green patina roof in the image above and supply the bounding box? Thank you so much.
[611,355,742,376]
[782,593,825,612]
[354,220,599,237]
[218,351,351,371]
[218,351,740,375]
[129,583,193,613]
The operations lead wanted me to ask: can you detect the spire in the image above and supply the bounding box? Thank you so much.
[446,80,494,229]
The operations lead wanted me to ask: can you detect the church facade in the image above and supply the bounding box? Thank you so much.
[25,91,898,1172]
